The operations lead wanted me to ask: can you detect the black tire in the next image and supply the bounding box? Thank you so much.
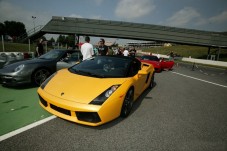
[148,73,155,89]
[120,88,134,117]
[32,68,51,86]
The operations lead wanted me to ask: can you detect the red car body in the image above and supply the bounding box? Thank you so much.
[138,55,174,72]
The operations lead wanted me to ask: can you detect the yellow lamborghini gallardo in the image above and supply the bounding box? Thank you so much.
[38,55,155,126]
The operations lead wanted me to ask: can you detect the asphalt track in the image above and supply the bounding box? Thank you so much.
[0,62,227,151]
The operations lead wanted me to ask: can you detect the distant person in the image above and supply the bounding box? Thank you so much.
[123,47,129,56]
[35,39,44,57]
[168,51,174,60]
[98,38,109,56]
[81,36,94,60]
[129,47,136,57]
[116,47,123,55]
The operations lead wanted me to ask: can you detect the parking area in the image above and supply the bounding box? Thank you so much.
[0,85,50,136]
[0,63,227,151]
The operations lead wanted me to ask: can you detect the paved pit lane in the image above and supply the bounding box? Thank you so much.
[0,62,227,151]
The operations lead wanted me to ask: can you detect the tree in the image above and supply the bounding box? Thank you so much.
[47,37,55,47]
[0,22,5,36]
[57,35,65,46]
[65,35,75,47]
[50,37,55,43]
[4,21,26,40]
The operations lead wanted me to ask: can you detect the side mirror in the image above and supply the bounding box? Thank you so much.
[138,70,147,75]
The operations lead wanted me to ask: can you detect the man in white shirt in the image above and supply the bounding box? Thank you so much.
[81,36,94,60]
[123,48,129,56]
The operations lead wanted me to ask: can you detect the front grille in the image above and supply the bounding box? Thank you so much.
[39,95,48,107]
[50,104,71,116]
[76,112,101,123]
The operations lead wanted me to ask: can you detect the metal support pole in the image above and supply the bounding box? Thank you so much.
[217,47,221,61]
[32,16,36,33]
[75,34,79,49]
[2,35,5,52]
[45,41,47,53]
[207,47,211,60]
[28,39,31,52]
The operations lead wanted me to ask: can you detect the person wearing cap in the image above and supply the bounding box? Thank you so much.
[81,36,94,60]
[98,38,109,56]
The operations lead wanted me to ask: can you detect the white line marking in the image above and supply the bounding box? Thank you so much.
[171,71,227,88]
[0,115,56,142]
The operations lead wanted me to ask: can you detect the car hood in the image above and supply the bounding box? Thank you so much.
[43,69,127,104]
[0,58,54,72]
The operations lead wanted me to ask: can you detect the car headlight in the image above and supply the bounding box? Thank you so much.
[40,72,57,89]
[89,85,120,105]
[14,64,24,72]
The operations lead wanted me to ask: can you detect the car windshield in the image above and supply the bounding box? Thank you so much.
[39,50,65,60]
[69,56,131,78]
[141,55,159,61]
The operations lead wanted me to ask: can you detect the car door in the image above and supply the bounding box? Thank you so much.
[160,59,174,69]
[129,59,147,98]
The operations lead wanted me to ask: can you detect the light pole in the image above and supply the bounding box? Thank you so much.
[32,16,36,33]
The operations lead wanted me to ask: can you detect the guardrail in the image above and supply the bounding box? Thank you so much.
[17,25,43,42]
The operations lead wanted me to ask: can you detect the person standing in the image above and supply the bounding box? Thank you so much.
[168,50,174,60]
[81,36,94,60]
[129,47,136,57]
[123,47,129,56]
[98,38,109,56]
[36,39,44,57]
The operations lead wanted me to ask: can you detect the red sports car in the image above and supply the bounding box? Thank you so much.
[137,55,174,72]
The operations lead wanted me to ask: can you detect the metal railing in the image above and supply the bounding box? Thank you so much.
[17,25,43,42]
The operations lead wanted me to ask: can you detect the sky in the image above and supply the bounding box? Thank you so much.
[0,0,227,45]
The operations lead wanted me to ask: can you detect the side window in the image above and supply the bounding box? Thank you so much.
[128,60,141,76]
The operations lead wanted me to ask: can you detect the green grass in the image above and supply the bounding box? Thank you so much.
[0,42,37,52]
[0,42,54,53]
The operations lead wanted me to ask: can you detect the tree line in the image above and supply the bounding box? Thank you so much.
[0,20,75,47]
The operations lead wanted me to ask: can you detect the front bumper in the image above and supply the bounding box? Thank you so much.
[38,88,123,126]
[0,74,31,86]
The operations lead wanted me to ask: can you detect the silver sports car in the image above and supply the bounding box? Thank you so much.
[0,49,82,86]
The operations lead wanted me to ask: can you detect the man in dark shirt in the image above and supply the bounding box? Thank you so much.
[98,38,109,56]
[36,39,44,57]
